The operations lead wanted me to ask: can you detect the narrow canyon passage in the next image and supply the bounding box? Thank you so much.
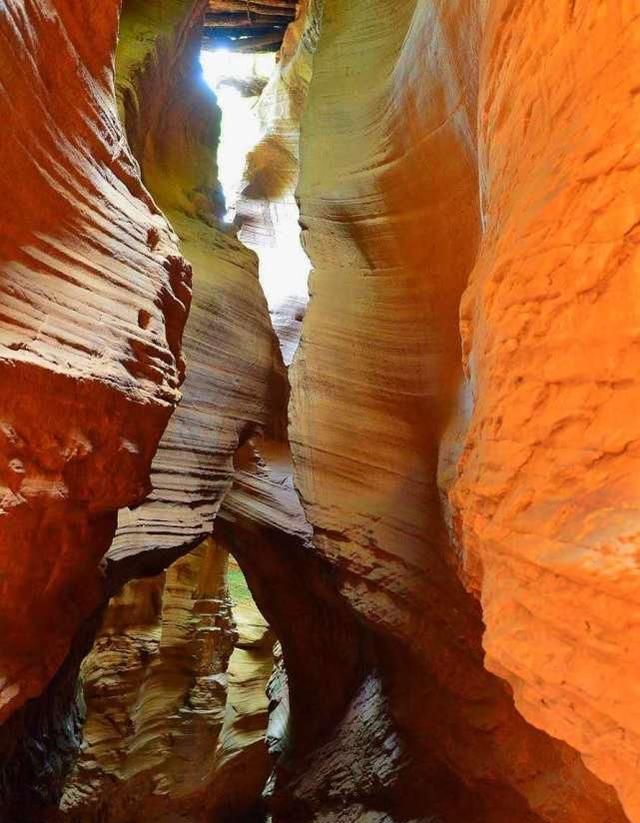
[53,541,275,823]
[0,2,638,823]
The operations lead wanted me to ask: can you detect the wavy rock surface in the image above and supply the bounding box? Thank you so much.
[51,547,272,823]
[42,2,283,819]
[1,0,279,815]
[0,0,190,731]
[290,0,635,820]
[109,0,284,577]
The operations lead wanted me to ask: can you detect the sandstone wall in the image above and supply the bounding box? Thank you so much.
[56,539,234,822]
[47,0,285,818]
[290,0,637,820]
[0,0,280,815]
[448,2,640,819]
[237,0,320,364]
[205,558,275,821]
[109,0,285,576]
[54,540,273,823]
[0,0,190,735]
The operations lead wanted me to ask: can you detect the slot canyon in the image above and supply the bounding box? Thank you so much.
[0,1,638,821]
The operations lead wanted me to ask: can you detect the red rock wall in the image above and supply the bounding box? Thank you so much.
[0,0,190,726]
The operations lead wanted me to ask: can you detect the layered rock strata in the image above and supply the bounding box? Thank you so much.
[1,0,280,816]
[204,0,297,52]
[110,0,285,577]
[43,1,285,819]
[205,557,275,821]
[0,0,190,750]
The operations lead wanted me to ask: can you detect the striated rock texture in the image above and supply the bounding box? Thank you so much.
[45,0,284,819]
[55,538,233,822]
[110,0,285,581]
[49,545,273,823]
[217,10,380,803]
[54,1,639,820]
[0,0,280,816]
[0,0,190,738]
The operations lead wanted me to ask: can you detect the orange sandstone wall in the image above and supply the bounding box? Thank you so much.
[291,0,637,820]
[448,2,640,820]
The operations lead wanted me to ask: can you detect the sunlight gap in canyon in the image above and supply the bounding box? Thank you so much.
[200,49,274,223]
[201,43,310,364]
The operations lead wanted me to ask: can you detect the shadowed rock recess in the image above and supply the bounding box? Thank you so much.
[0,1,638,822]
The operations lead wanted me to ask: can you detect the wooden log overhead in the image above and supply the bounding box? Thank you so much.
[203,0,297,52]
[208,0,296,10]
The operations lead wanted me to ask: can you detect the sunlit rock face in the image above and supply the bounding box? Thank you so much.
[52,540,272,823]
[290,0,637,820]
[54,539,233,822]
[0,0,190,734]
[446,3,640,820]
[205,556,275,821]
[236,0,318,365]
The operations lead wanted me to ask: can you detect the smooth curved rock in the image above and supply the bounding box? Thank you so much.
[291,0,633,819]
[237,0,317,365]
[204,557,275,821]
[109,0,285,580]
